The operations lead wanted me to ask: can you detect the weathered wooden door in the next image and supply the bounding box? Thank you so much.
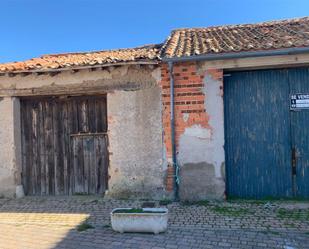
[21,96,108,195]
[72,134,108,194]
[224,67,309,199]
[289,68,309,198]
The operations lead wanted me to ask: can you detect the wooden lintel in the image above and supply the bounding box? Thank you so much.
[35,72,46,76]
[8,73,17,77]
[199,53,309,71]
[49,71,61,77]
[0,82,143,97]
[71,69,79,74]
[21,72,32,77]
[107,66,115,72]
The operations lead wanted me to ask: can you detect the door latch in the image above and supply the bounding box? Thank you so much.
[292,147,297,175]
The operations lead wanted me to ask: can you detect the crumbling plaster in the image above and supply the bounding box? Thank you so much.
[178,65,225,200]
[106,85,166,199]
[0,65,167,198]
[0,65,160,96]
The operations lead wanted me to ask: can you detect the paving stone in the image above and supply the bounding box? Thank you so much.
[0,197,308,248]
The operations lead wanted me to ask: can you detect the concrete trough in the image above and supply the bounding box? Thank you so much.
[111,208,168,234]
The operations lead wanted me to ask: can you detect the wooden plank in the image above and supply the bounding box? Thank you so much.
[79,99,89,133]
[45,100,54,195]
[88,137,96,194]
[95,135,108,194]
[66,99,75,194]
[32,102,41,195]
[71,98,79,134]
[102,97,107,132]
[62,101,69,195]
[52,100,59,195]
[43,100,51,195]
[93,136,99,193]
[80,136,95,194]
[67,100,75,194]
[38,101,46,195]
[29,104,36,195]
[194,54,309,71]
[102,135,109,192]
[53,100,65,195]
[82,137,90,194]
[73,137,84,194]
[58,100,65,195]
[27,102,33,195]
[94,98,104,132]
[88,98,96,133]
[94,135,102,194]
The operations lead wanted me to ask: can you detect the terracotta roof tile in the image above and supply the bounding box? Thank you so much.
[1,17,309,73]
[0,44,162,73]
[161,17,309,58]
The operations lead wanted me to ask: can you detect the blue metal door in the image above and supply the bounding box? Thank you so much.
[225,67,309,199]
[288,68,309,198]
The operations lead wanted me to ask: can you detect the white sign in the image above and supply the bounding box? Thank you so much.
[290,93,309,109]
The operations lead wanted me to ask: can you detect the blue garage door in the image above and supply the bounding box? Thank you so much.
[224,67,309,199]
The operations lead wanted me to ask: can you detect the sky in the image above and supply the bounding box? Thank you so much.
[0,0,308,63]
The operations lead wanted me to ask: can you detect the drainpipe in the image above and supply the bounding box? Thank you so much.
[168,61,179,201]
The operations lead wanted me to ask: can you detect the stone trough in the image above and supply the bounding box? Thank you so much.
[111,208,168,234]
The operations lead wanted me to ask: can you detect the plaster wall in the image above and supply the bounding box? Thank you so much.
[0,65,166,198]
[0,65,160,96]
[0,97,21,197]
[176,66,225,200]
[107,86,166,199]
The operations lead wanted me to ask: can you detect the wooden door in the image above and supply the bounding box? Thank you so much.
[72,134,108,194]
[224,69,292,198]
[288,67,309,198]
[224,67,309,199]
[20,96,108,195]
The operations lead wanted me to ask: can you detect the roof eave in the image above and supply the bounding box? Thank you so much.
[162,47,309,63]
[0,60,159,75]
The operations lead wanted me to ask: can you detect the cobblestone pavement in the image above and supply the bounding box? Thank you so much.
[0,197,308,249]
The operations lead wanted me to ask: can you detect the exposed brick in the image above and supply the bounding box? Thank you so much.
[160,62,224,192]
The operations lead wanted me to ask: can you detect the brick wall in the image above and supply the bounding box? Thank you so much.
[160,61,223,192]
